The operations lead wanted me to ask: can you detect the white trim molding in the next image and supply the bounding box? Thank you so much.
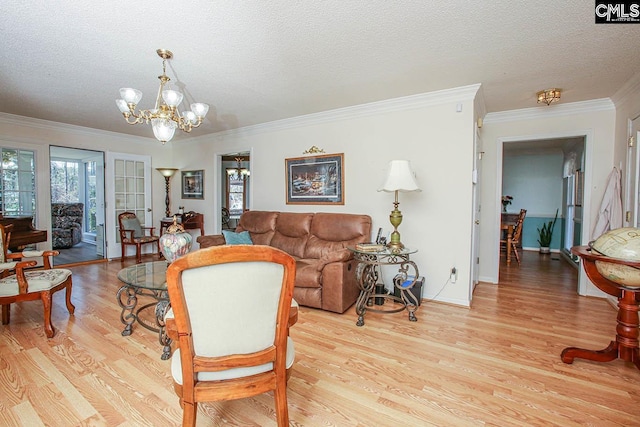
[484,99,615,124]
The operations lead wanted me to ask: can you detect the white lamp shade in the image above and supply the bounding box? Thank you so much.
[183,110,197,124]
[191,102,209,117]
[162,89,184,107]
[378,160,421,192]
[120,88,142,105]
[152,118,177,143]
[156,167,178,177]
[115,99,130,113]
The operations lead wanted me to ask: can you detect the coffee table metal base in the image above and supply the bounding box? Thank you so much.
[117,283,172,360]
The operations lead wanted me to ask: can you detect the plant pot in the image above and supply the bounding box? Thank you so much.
[539,246,550,254]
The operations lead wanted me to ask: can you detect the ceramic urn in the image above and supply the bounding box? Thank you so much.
[160,216,193,263]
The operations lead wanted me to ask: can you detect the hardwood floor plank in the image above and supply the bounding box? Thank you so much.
[26,347,97,419]
[12,400,45,427]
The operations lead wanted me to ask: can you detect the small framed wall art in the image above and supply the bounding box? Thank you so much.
[285,153,344,205]
[181,170,204,199]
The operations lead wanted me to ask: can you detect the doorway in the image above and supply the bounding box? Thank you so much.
[220,152,251,231]
[49,146,106,266]
[500,136,586,287]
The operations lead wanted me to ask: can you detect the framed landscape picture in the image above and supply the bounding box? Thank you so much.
[181,170,204,199]
[285,153,344,205]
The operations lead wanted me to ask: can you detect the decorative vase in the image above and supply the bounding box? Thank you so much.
[160,216,193,263]
[539,246,550,254]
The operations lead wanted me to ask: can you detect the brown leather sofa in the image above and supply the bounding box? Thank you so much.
[197,211,372,313]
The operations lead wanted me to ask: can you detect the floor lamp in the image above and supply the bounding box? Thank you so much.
[156,168,178,217]
[378,160,421,251]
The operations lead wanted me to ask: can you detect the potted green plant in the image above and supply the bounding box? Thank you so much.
[537,209,558,254]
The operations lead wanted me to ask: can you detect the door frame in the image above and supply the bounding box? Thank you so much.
[496,129,594,296]
[624,114,640,227]
[49,145,106,262]
[215,149,252,233]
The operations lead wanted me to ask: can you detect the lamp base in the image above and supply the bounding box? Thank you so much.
[387,230,404,253]
[386,241,404,253]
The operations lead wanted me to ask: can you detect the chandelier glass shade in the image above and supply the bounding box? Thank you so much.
[536,88,562,106]
[116,49,209,144]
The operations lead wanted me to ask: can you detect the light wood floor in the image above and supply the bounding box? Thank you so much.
[1,251,638,426]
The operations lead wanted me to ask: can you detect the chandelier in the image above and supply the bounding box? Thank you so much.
[536,88,562,106]
[227,157,250,180]
[116,49,209,144]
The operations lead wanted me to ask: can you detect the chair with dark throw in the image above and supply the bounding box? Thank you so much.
[165,245,296,427]
[118,211,160,263]
[0,224,75,338]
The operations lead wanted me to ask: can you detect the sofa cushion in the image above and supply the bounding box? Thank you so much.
[269,213,313,259]
[236,211,279,245]
[304,213,372,259]
[222,230,253,245]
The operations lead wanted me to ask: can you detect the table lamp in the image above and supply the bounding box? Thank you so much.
[378,160,421,251]
[156,167,178,217]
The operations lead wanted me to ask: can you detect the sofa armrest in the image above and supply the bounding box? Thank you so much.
[197,234,226,248]
[319,259,360,313]
[315,248,352,271]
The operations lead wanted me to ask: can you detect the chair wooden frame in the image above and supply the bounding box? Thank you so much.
[166,245,296,427]
[118,212,160,264]
[0,224,75,338]
[501,209,527,265]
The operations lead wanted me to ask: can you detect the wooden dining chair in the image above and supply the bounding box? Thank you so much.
[118,211,160,263]
[501,209,527,265]
[165,245,297,427]
[0,224,75,338]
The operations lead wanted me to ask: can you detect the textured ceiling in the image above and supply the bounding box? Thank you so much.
[1,1,639,140]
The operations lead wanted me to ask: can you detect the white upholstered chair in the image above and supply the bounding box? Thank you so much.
[0,224,75,338]
[165,245,297,427]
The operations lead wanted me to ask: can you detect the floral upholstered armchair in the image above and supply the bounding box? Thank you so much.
[51,203,84,249]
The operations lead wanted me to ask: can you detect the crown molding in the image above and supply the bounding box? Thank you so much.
[0,112,157,144]
[186,84,482,142]
[483,98,615,124]
[611,71,640,108]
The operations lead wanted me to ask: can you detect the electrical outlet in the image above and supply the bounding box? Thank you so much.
[450,267,457,284]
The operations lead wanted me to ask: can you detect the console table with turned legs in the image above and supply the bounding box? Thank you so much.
[562,245,640,370]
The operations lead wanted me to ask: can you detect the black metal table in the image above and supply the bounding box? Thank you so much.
[117,261,172,360]
[349,247,420,326]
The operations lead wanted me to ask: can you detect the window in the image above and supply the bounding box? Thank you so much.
[50,160,80,203]
[1,148,36,216]
[85,161,97,233]
[226,171,246,218]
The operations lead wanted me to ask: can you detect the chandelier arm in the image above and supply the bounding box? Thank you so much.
[123,114,144,125]
[191,117,204,129]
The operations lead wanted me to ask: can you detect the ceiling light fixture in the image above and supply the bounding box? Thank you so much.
[116,49,209,144]
[227,157,250,180]
[536,88,562,106]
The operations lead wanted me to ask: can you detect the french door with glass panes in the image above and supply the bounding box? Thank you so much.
[105,153,152,260]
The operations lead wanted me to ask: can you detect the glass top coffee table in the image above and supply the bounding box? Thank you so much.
[117,261,172,360]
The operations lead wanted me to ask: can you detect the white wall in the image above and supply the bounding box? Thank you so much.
[479,101,617,298]
[173,87,481,306]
